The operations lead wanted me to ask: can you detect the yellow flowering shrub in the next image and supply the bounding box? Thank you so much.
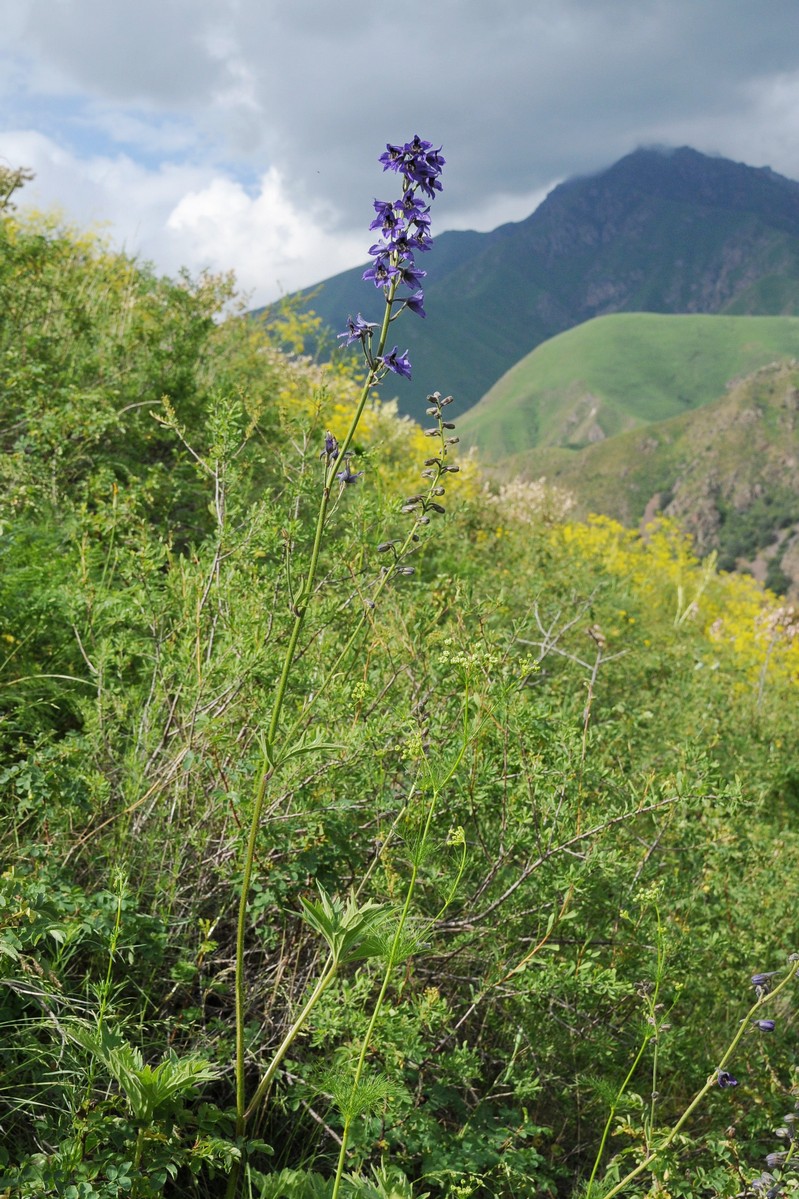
[558,515,799,687]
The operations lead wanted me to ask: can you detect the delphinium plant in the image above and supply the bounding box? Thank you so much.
[585,956,799,1199]
[227,136,459,1195]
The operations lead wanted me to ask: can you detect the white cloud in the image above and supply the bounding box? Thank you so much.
[0,130,366,305]
[165,168,366,301]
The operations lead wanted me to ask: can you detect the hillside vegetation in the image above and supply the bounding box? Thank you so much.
[459,313,799,594]
[3,193,799,1199]
[457,312,799,458]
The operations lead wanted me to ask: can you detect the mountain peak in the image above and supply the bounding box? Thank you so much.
[286,146,799,416]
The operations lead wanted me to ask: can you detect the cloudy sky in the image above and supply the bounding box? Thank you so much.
[2,0,799,306]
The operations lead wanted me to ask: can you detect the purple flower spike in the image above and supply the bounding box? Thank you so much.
[753,1019,776,1032]
[379,347,412,380]
[717,1069,739,1088]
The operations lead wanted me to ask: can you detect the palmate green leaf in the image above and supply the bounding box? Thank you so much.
[251,1166,333,1199]
[345,1166,427,1199]
[67,1022,220,1123]
[299,886,394,965]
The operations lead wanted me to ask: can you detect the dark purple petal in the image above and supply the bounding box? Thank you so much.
[753,1019,776,1032]
[379,347,412,380]
[717,1069,739,1088]
[362,259,398,287]
[404,291,426,318]
[337,313,377,346]
[397,263,426,289]
[336,463,363,485]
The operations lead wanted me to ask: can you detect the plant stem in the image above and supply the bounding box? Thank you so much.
[600,960,799,1199]
[227,278,400,1198]
[244,954,338,1121]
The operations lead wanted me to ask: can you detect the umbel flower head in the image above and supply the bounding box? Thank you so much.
[340,135,445,382]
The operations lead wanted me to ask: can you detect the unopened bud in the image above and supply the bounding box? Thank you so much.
[440,395,454,406]
[428,502,445,514]
[396,566,415,576]
[424,457,442,467]
[446,436,460,444]
[423,428,439,436]
[442,421,456,429]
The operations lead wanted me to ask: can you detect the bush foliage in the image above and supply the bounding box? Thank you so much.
[2,196,799,1198]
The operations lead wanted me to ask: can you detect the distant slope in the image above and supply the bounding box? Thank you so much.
[457,313,799,459]
[502,360,799,595]
[269,147,799,419]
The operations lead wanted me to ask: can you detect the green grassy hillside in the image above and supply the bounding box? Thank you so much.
[458,312,799,459]
[501,359,799,593]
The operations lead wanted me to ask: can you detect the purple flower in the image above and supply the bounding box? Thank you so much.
[336,461,363,486]
[717,1069,739,1088]
[337,314,377,347]
[404,291,427,319]
[396,262,426,290]
[378,135,445,198]
[321,429,339,461]
[379,347,412,379]
[362,258,398,288]
[753,1019,776,1032]
[369,200,403,237]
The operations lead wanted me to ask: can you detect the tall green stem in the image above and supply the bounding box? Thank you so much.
[330,788,439,1199]
[228,278,400,1196]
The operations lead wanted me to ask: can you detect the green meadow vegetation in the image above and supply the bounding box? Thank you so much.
[3,161,799,1199]
[458,313,799,460]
